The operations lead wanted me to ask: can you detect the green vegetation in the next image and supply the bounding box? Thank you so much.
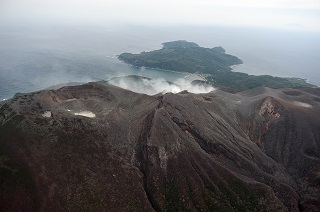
[119,40,315,92]
[206,72,313,92]
[119,40,242,74]
[162,40,199,49]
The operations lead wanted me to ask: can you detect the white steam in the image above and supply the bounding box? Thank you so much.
[293,101,312,108]
[108,76,215,95]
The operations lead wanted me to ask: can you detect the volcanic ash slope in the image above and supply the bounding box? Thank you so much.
[0,83,319,211]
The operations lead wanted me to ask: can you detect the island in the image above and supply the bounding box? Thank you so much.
[118,40,314,92]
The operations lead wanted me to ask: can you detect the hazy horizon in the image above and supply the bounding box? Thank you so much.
[1,0,320,31]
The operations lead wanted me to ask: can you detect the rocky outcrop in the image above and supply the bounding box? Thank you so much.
[0,84,319,211]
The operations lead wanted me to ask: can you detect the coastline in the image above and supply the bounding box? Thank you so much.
[118,57,208,81]
[117,53,315,89]
[231,63,317,86]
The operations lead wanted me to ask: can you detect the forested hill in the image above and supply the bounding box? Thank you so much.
[118,40,242,73]
[118,40,315,92]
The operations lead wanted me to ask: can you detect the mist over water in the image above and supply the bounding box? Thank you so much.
[0,25,319,100]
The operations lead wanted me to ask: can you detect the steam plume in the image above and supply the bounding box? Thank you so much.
[108,76,215,95]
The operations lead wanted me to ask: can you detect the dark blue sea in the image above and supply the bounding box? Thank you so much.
[1,25,319,100]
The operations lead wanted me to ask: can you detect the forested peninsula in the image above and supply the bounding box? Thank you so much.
[119,40,314,92]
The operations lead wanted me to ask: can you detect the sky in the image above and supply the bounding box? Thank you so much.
[1,0,320,31]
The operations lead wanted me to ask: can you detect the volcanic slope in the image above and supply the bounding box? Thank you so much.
[0,83,319,211]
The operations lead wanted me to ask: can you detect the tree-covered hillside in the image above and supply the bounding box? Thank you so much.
[119,40,242,73]
[119,40,314,92]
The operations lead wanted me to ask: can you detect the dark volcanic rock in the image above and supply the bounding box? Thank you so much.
[0,83,319,211]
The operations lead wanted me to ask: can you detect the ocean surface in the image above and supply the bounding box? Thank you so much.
[0,25,319,100]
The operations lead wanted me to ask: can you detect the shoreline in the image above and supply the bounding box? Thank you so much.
[118,56,316,88]
[118,57,209,81]
[231,64,316,86]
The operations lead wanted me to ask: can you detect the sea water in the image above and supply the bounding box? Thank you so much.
[0,25,319,100]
